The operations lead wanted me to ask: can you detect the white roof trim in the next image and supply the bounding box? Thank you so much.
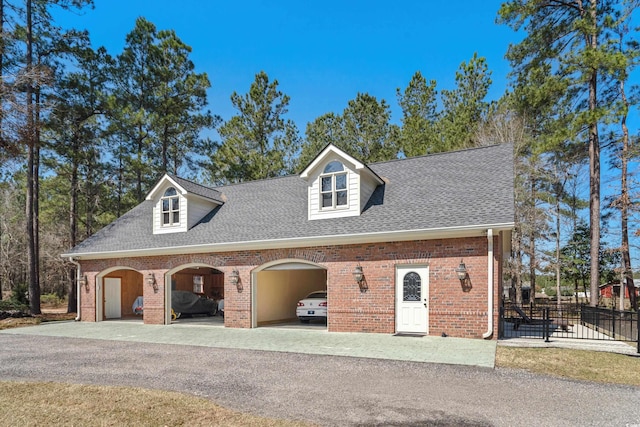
[145,175,187,200]
[301,144,363,179]
[300,144,382,184]
[62,222,515,260]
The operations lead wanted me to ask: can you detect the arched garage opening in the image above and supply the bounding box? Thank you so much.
[252,260,327,328]
[166,264,224,325]
[96,267,143,322]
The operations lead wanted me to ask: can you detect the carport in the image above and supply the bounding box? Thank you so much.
[167,265,225,324]
[252,261,327,328]
[97,268,144,321]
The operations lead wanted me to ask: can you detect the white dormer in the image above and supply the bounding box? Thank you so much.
[301,144,383,221]
[146,174,223,234]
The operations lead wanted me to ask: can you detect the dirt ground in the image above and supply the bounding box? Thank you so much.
[0,302,76,330]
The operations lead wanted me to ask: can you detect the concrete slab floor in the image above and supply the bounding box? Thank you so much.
[0,321,497,368]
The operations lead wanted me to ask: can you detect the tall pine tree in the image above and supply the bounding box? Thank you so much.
[207,71,300,184]
[499,0,626,306]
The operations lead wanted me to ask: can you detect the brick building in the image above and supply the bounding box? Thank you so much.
[63,143,514,339]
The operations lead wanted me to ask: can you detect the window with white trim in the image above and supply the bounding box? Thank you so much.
[161,187,180,226]
[320,161,348,209]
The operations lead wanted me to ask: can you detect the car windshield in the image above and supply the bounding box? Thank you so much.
[307,292,327,299]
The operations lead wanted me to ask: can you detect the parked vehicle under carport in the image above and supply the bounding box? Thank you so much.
[171,291,217,317]
[296,291,327,323]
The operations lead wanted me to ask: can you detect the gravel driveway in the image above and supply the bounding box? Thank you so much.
[1,334,639,426]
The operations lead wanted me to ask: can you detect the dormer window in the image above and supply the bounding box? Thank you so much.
[161,187,180,226]
[301,144,383,221]
[321,161,348,209]
[148,174,223,234]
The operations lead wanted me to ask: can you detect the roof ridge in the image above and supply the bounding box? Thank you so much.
[369,143,509,167]
[215,173,301,189]
[169,174,221,194]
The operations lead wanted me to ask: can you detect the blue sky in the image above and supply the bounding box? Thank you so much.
[52,1,640,268]
[54,0,516,129]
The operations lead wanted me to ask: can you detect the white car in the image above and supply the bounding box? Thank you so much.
[296,291,327,323]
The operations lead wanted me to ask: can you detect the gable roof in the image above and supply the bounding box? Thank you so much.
[146,174,224,204]
[63,143,514,259]
[300,143,384,184]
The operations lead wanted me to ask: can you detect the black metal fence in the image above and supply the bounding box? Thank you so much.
[581,305,638,342]
[500,303,639,353]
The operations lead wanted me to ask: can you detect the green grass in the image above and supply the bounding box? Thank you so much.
[496,346,640,386]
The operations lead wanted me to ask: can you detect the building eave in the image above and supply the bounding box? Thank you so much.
[145,174,185,200]
[300,143,384,184]
[61,222,515,260]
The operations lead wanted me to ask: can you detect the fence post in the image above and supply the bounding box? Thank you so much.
[636,311,640,353]
[544,308,550,342]
[611,304,616,339]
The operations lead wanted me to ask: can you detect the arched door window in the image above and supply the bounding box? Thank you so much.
[403,272,421,301]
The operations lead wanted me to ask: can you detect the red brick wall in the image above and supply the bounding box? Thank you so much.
[78,234,504,339]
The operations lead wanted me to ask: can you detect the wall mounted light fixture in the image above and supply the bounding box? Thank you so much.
[455,260,472,292]
[79,274,89,292]
[146,272,159,293]
[229,269,242,292]
[353,265,367,292]
[455,260,468,282]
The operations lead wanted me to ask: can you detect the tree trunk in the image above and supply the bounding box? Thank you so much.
[86,153,95,236]
[33,81,41,312]
[555,184,561,311]
[116,147,123,218]
[25,0,40,314]
[67,137,79,313]
[618,79,636,311]
[587,0,600,307]
[512,221,523,305]
[0,0,3,302]
[0,0,5,147]
[528,175,536,305]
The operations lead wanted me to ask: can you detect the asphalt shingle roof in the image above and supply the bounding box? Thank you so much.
[65,143,514,256]
[168,174,224,204]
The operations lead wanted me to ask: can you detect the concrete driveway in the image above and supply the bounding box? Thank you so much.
[0,320,496,367]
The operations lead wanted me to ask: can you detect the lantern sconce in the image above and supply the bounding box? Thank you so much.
[353,264,367,292]
[79,274,89,292]
[455,260,472,292]
[146,272,159,293]
[229,269,242,292]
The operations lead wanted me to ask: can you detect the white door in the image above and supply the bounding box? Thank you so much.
[104,278,121,319]
[396,266,428,334]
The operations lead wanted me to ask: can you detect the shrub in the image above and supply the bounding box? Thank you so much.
[9,284,29,306]
[544,285,557,297]
[544,284,574,298]
[41,294,63,307]
[561,287,574,297]
[0,299,28,312]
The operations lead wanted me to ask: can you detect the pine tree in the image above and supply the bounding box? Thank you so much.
[396,71,439,157]
[499,0,625,306]
[207,71,300,184]
[299,92,398,168]
[439,53,492,151]
[108,17,216,207]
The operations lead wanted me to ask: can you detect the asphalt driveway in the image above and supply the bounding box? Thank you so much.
[1,324,639,426]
